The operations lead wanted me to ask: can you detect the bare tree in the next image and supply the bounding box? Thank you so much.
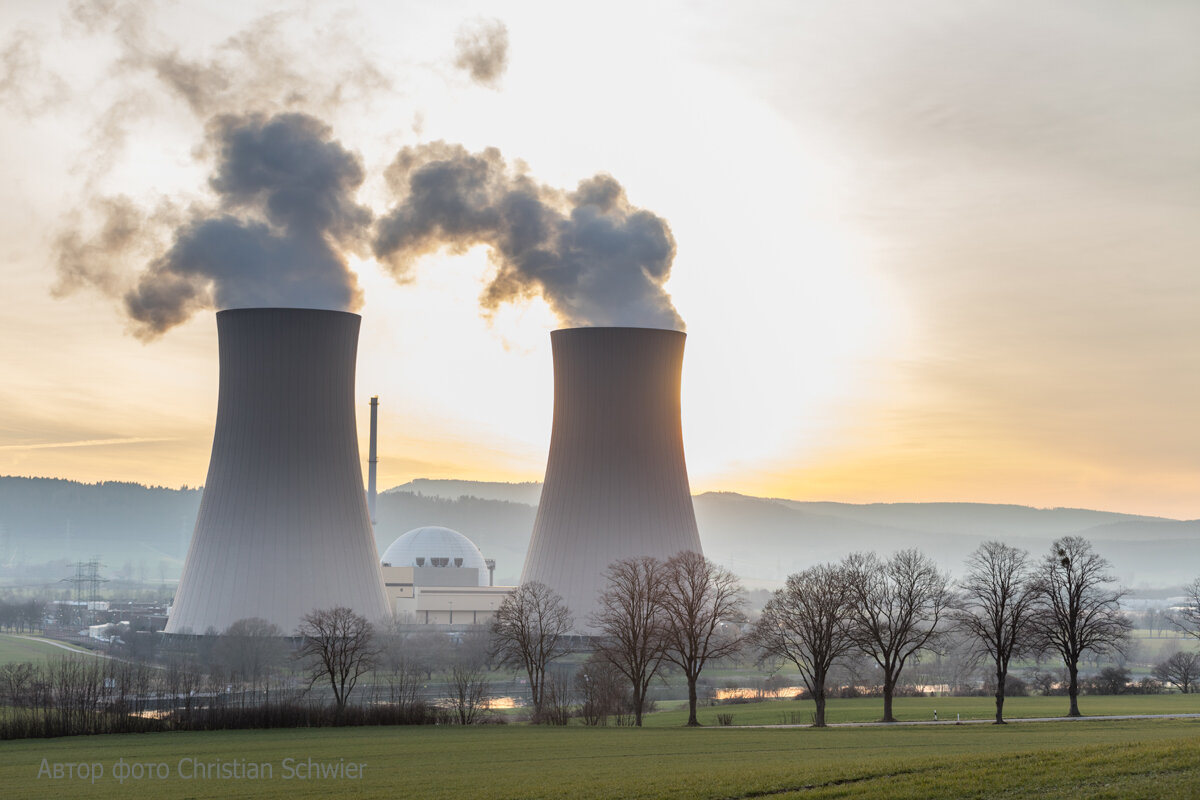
[659,551,746,726]
[296,607,380,714]
[489,581,574,722]
[1154,650,1199,694]
[212,617,286,691]
[751,562,856,727]
[845,549,952,722]
[539,666,575,726]
[0,662,35,708]
[591,556,669,727]
[444,662,491,724]
[405,630,453,679]
[377,628,424,709]
[953,541,1038,724]
[575,655,627,726]
[1169,578,1200,643]
[1031,536,1131,717]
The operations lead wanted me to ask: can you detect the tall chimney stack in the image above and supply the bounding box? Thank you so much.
[368,395,379,526]
[520,327,703,630]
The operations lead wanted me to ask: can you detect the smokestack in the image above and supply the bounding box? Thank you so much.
[368,395,379,526]
[520,327,702,630]
[165,308,391,634]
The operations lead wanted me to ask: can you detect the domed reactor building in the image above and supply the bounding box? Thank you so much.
[165,308,391,634]
[380,526,511,625]
[520,327,703,631]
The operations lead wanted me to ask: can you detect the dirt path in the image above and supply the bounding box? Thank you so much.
[736,712,1200,728]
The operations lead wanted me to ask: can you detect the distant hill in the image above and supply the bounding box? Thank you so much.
[379,482,1200,589]
[386,479,544,506]
[691,492,1200,589]
[770,499,1164,539]
[0,477,200,580]
[2,476,1197,590]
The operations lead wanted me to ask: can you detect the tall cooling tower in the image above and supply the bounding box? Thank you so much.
[165,308,391,635]
[521,327,703,629]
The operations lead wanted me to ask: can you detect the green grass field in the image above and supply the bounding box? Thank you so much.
[1,718,1198,799]
[0,634,99,666]
[643,693,1200,727]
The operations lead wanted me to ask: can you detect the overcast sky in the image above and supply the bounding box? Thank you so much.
[2,0,1197,518]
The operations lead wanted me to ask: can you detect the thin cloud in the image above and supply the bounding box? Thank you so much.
[0,437,176,451]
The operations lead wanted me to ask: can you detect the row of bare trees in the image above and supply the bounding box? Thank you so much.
[1150,578,1200,694]
[1,607,481,738]
[0,599,44,633]
[753,536,1135,726]
[1172,578,1200,643]
[491,551,746,727]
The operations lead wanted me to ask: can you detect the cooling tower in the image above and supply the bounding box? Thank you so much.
[165,308,391,635]
[521,327,703,630]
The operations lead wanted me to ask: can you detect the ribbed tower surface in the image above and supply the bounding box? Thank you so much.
[520,327,703,631]
[165,308,390,634]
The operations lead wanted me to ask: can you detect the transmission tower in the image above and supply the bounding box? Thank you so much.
[61,559,107,626]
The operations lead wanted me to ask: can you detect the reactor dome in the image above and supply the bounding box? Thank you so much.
[380,526,489,586]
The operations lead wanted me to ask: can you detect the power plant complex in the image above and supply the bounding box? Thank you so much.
[166,312,702,635]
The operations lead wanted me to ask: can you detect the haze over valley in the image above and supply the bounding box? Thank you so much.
[2,476,1194,592]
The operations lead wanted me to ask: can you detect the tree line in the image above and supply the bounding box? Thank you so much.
[491,551,745,727]
[492,536,1200,728]
[2,537,1198,737]
[0,599,44,633]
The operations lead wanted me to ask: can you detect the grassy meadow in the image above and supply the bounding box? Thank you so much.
[643,693,1200,727]
[4,632,1198,797]
[1,717,1198,799]
[0,634,98,666]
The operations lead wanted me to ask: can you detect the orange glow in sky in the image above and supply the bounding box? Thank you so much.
[2,1,1198,520]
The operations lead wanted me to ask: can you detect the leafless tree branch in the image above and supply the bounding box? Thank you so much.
[590,556,669,727]
[295,606,379,714]
[845,549,951,722]
[489,581,574,722]
[1030,536,1131,717]
[952,541,1038,723]
[752,562,856,726]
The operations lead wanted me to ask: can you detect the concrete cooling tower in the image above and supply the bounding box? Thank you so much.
[165,308,391,635]
[520,327,703,630]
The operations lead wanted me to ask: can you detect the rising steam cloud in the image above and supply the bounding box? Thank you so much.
[122,113,371,337]
[453,19,508,89]
[373,143,683,330]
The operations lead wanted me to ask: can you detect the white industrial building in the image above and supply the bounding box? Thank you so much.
[380,526,512,624]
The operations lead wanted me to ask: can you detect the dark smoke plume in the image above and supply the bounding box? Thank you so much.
[453,19,508,89]
[53,196,178,299]
[119,112,371,338]
[373,142,683,330]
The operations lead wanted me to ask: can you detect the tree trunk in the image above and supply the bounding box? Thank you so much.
[634,686,644,727]
[994,666,1006,724]
[530,668,542,723]
[1067,663,1081,717]
[882,677,896,722]
[686,676,699,726]
[814,688,827,728]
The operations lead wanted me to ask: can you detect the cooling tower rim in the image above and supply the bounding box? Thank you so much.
[216,306,361,320]
[551,325,685,337]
